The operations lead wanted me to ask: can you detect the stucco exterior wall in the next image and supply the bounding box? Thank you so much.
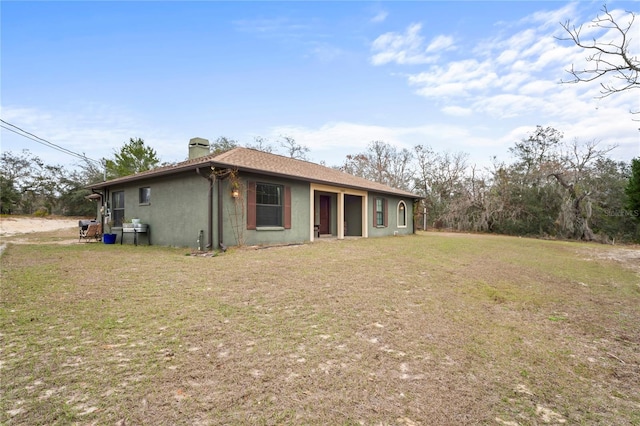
[99,169,414,249]
[222,173,311,247]
[105,171,210,248]
[367,192,414,238]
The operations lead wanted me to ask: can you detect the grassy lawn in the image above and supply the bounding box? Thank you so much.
[1,231,639,425]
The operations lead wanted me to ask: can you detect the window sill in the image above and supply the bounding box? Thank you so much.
[256,226,285,231]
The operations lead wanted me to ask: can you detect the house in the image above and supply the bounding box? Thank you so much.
[88,138,420,249]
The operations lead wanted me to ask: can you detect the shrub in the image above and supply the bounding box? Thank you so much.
[33,207,49,217]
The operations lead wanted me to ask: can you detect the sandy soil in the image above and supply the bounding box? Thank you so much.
[0,216,81,236]
[582,245,640,274]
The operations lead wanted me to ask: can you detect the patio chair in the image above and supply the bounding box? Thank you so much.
[79,223,102,242]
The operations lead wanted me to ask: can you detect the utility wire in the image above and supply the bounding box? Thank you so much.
[0,124,90,162]
[0,119,102,165]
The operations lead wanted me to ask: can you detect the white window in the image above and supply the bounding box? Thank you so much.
[397,201,407,228]
[112,191,125,226]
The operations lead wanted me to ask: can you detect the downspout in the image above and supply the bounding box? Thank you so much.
[195,166,214,250]
[217,177,227,252]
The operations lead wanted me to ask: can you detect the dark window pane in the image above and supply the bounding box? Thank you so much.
[112,191,125,227]
[139,187,150,204]
[256,183,283,227]
[376,198,384,226]
[256,205,282,227]
[113,191,125,209]
[257,184,281,205]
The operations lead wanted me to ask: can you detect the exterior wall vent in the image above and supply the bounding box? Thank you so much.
[189,137,210,159]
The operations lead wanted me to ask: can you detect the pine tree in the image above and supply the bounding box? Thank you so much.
[625,158,640,223]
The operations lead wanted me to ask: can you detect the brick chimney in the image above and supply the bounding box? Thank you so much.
[188,137,210,159]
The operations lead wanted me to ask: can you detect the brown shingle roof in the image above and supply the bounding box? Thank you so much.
[90,147,418,198]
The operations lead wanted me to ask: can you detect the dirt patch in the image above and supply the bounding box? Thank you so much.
[0,216,81,236]
[579,245,640,274]
[0,217,84,252]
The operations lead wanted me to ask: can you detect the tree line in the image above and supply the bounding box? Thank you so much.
[337,126,639,243]
[0,137,159,217]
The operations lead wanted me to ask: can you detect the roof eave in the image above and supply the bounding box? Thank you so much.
[86,160,214,190]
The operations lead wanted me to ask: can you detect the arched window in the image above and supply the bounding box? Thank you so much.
[397,201,407,228]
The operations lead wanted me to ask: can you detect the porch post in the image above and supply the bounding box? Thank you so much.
[309,187,315,242]
[337,191,344,240]
[362,194,368,238]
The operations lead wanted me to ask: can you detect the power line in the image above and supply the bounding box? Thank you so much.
[0,124,90,162]
[0,119,102,165]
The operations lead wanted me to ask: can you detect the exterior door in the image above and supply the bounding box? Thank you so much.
[319,195,331,234]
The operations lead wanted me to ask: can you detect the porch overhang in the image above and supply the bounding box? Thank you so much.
[309,183,368,242]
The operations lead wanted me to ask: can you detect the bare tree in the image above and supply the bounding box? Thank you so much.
[246,136,275,153]
[414,144,469,228]
[279,136,310,160]
[341,141,413,191]
[547,139,616,241]
[388,147,413,191]
[509,125,563,183]
[559,6,639,112]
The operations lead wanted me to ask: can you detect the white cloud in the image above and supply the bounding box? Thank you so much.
[264,121,514,169]
[408,59,499,98]
[441,106,472,117]
[371,10,388,23]
[495,72,530,92]
[496,49,519,65]
[426,35,455,53]
[267,122,399,153]
[517,80,555,96]
[415,81,469,98]
[523,3,579,30]
[385,4,637,132]
[472,94,548,118]
[370,23,453,65]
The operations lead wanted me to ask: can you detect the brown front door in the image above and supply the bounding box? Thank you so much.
[319,195,331,234]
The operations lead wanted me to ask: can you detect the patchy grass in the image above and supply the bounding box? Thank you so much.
[1,231,639,425]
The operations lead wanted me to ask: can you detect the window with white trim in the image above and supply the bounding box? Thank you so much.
[397,200,407,228]
[112,191,125,227]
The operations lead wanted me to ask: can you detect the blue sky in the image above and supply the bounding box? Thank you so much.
[2,1,638,172]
